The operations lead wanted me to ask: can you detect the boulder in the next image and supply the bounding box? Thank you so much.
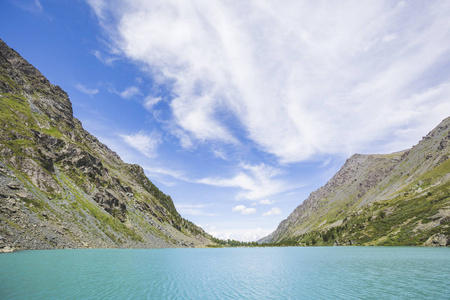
[7,181,20,190]
[0,246,15,253]
[15,191,29,198]
[424,233,448,247]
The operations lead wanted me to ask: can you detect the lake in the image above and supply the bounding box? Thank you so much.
[0,247,449,299]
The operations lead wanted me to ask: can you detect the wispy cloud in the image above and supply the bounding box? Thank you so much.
[74,83,99,97]
[12,0,43,14]
[232,205,256,215]
[197,163,291,200]
[262,207,281,216]
[142,165,185,180]
[119,130,161,158]
[176,203,216,216]
[117,86,141,99]
[211,148,227,160]
[87,0,450,162]
[170,127,195,149]
[143,96,162,111]
[33,0,42,11]
[93,50,118,66]
[259,199,274,205]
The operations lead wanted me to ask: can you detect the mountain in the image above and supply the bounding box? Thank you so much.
[261,117,450,246]
[0,39,214,252]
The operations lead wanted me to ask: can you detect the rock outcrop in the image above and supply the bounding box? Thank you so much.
[0,39,214,252]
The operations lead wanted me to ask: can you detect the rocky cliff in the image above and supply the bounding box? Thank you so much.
[261,117,450,246]
[0,39,214,252]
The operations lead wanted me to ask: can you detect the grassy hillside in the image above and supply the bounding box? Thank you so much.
[0,39,214,251]
[263,117,450,247]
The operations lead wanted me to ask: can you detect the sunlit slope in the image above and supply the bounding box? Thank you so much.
[0,39,213,251]
[262,117,450,246]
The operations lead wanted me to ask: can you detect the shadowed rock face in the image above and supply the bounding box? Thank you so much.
[94,190,127,223]
[0,39,214,252]
[261,117,450,246]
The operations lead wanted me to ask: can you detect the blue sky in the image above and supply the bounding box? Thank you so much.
[1,0,450,241]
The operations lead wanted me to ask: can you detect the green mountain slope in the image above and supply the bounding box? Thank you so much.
[0,39,214,252]
[261,118,450,246]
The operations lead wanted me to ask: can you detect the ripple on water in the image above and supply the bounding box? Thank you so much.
[0,247,449,299]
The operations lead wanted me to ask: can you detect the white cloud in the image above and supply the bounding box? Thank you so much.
[86,0,109,22]
[171,95,237,143]
[252,199,274,206]
[74,83,99,97]
[212,148,227,160]
[178,208,206,216]
[263,207,282,216]
[119,130,161,157]
[88,1,450,162]
[142,165,185,180]
[176,204,216,216]
[259,199,274,205]
[232,205,256,215]
[208,226,271,242]
[143,96,162,110]
[232,205,245,212]
[197,163,291,200]
[118,86,141,99]
[382,33,397,43]
[241,208,255,215]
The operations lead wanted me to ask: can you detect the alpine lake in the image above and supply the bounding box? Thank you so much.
[0,246,449,299]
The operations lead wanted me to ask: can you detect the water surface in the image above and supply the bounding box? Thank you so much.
[0,247,449,299]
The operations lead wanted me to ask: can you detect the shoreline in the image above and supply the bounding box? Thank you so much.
[2,243,448,253]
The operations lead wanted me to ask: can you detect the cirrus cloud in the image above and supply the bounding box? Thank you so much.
[13,0,43,14]
[119,130,161,158]
[87,0,450,163]
[176,203,216,217]
[118,86,141,99]
[74,83,99,97]
[197,163,291,200]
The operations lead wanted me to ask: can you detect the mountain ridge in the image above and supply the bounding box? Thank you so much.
[1,37,448,251]
[0,38,214,252]
[261,117,450,246]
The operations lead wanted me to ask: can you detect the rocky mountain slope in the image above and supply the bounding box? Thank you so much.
[261,117,450,246]
[0,39,214,252]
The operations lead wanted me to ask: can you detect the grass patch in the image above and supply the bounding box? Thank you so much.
[21,197,44,210]
[58,172,143,243]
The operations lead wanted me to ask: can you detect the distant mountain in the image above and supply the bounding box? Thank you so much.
[0,39,214,252]
[261,117,450,246]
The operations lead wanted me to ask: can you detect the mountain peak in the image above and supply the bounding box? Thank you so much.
[261,117,450,246]
[0,39,214,251]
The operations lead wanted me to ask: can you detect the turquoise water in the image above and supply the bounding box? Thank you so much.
[0,247,449,299]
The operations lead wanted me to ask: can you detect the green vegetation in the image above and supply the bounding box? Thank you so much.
[59,172,144,243]
[2,38,448,250]
[209,237,260,247]
[21,196,44,210]
[270,180,450,247]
